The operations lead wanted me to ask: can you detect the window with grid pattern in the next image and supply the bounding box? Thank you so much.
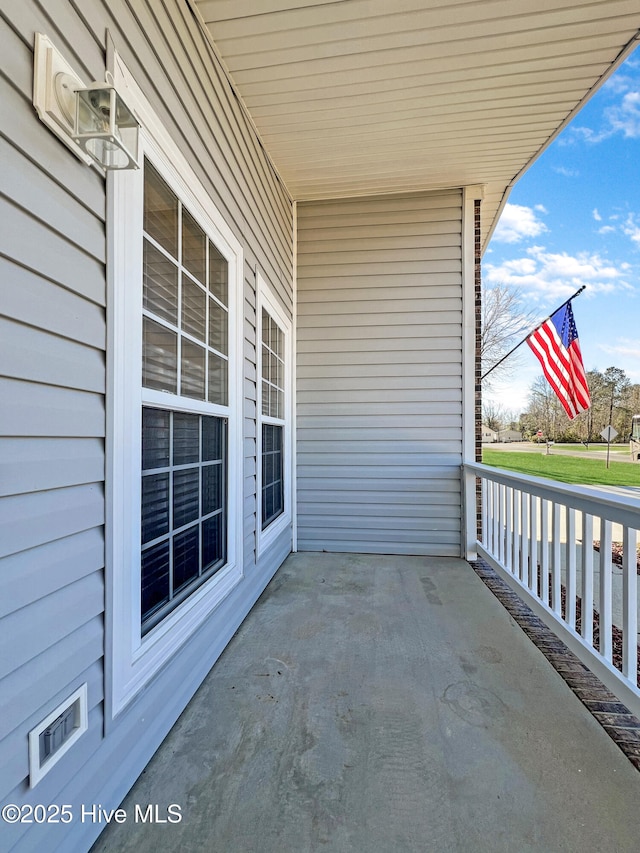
[140,160,229,631]
[260,308,285,530]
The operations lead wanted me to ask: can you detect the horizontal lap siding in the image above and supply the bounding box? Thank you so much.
[0,1,292,848]
[296,191,463,556]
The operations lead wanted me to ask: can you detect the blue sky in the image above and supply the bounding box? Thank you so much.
[484,48,640,414]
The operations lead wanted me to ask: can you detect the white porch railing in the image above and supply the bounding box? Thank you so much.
[464,462,640,716]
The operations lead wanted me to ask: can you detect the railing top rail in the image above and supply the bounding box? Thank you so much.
[464,461,640,528]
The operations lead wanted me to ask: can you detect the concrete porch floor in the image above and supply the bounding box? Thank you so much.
[92,553,640,853]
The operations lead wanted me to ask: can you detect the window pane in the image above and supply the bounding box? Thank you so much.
[173,412,199,465]
[262,423,284,529]
[209,242,228,306]
[141,540,170,621]
[181,339,206,400]
[141,472,169,544]
[173,468,199,528]
[202,415,223,462]
[262,308,269,345]
[261,382,269,417]
[143,317,177,393]
[173,526,200,592]
[208,353,228,406]
[202,514,224,569]
[274,323,284,360]
[202,463,222,514]
[143,240,178,324]
[182,276,206,342]
[261,344,269,381]
[144,160,178,258]
[182,209,206,285]
[208,298,228,355]
[142,407,170,470]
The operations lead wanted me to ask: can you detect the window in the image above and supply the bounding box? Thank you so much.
[261,308,285,529]
[107,55,243,716]
[140,162,229,633]
[257,274,292,553]
[141,408,226,632]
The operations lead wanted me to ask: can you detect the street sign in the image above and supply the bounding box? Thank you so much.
[600,425,618,442]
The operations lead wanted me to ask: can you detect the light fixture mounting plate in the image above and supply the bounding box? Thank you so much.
[33,33,94,165]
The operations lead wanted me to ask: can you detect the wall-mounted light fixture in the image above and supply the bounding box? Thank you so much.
[33,34,139,170]
[73,84,139,170]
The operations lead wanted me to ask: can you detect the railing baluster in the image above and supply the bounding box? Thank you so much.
[492,480,499,558]
[512,490,521,579]
[622,526,638,686]
[520,491,529,584]
[599,519,613,662]
[551,502,562,615]
[581,513,594,645]
[566,508,577,630]
[498,484,505,564]
[529,494,538,593]
[481,477,488,548]
[541,498,549,605]
[505,486,513,573]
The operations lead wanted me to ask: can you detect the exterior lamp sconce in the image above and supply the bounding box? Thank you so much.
[73,84,139,170]
[33,33,139,171]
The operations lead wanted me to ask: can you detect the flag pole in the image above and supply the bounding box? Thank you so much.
[481,285,586,381]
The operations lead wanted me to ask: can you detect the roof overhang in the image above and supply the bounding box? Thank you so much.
[192,0,640,249]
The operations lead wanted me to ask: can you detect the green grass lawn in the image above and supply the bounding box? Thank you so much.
[482,449,640,487]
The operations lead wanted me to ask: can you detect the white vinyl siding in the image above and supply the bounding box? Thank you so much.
[296,190,463,556]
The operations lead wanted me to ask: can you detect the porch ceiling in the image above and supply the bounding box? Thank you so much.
[193,0,639,249]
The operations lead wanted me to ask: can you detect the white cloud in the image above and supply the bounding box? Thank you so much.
[599,339,640,360]
[492,203,547,244]
[623,214,640,246]
[598,340,640,381]
[606,90,640,139]
[598,225,616,235]
[593,208,602,221]
[552,165,579,177]
[484,247,631,302]
[562,73,640,144]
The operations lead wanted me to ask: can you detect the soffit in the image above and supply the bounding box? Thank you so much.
[193,0,640,249]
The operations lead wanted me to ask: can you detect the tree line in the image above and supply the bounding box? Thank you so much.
[485,367,640,443]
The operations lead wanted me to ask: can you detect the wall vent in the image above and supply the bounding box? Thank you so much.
[28,684,88,788]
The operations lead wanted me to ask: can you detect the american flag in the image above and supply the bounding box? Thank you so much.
[526,301,590,420]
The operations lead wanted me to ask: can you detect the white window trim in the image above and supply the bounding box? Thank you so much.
[106,54,244,719]
[256,272,293,557]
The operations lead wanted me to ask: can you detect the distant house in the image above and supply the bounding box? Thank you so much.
[498,429,523,443]
[1,3,638,851]
[481,425,499,443]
